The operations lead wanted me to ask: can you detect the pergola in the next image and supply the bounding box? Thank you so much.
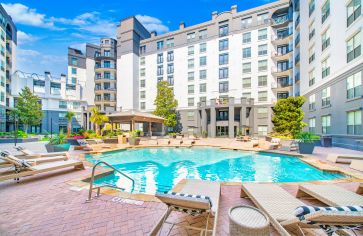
[107,110,165,136]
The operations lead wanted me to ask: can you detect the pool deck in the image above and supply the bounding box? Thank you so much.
[1,139,363,235]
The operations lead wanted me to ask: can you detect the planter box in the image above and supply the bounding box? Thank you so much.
[103,138,118,144]
[298,142,315,154]
[45,143,70,152]
[129,137,140,146]
[0,137,39,143]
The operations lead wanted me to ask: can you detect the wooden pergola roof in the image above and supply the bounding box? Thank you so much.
[107,110,165,123]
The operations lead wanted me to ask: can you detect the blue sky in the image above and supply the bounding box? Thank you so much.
[1,0,275,76]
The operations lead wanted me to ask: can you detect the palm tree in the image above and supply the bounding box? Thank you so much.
[65,111,75,137]
[90,107,109,136]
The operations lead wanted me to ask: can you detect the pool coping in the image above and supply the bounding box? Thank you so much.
[68,145,363,202]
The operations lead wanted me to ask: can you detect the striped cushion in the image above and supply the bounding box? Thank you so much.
[165,191,212,207]
[0,151,32,168]
[294,205,363,218]
[14,146,25,151]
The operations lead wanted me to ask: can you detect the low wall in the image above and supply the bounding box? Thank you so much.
[0,137,39,143]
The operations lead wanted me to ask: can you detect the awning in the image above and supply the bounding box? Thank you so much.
[107,110,165,124]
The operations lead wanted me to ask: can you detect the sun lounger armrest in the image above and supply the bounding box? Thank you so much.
[155,192,212,213]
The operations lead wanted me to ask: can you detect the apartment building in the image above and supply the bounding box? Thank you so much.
[299,0,363,150]
[0,5,16,132]
[10,71,86,133]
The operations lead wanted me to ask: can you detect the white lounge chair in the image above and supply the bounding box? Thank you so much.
[327,154,363,164]
[350,160,363,171]
[14,146,68,158]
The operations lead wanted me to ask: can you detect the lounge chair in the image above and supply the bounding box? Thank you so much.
[0,151,68,168]
[350,160,363,171]
[14,146,68,158]
[182,138,195,146]
[297,184,363,206]
[169,139,182,146]
[0,151,84,182]
[157,139,170,146]
[149,179,220,236]
[280,140,298,152]
[357,183,363,195]
[240,183,363,236]
[327,154,363,164]
[146,139,158,146]
[76,139,94,151]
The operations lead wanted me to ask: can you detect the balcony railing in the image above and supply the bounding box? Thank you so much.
[95,64,116,69]
[95,76,116,80]
[295,15,300,28]
[272,15,289,25]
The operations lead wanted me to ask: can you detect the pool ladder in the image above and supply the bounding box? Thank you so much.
[86,161,135,202]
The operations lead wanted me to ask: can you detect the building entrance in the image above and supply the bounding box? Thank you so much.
[217,126,229,137]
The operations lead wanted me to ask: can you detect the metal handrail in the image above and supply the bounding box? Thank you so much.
[87,161,135,202]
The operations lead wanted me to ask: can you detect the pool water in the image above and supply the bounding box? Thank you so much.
[85,147,345,194]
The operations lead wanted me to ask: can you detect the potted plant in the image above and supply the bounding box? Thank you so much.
[296,132,316,154]
[168,132,177,138]
[128,130,140,146]
[46,130,70,152]
[202,130,208,138]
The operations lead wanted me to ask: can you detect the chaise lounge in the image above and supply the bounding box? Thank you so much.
[327,154,363,164]
[14,146,68,158]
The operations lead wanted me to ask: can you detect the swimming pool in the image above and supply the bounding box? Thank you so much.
[85,147,345,194]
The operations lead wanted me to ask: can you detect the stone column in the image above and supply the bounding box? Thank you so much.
[201,109,207,135]
[240,98,247,134]
[228,97,235,138]
[249,98,255,136]
[210,108,216,138]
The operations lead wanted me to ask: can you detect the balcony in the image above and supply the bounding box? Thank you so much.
[95,54,115,60]
[272,32,293,45]
[95,98,116,103]
[295,53,300,66]
[95,87,116,93]
[272,78,292,92]
[295,15,300,29]
[272,64,293,77]
[95,64,116,71]
[95,76,116,82]
[295,34,300,47]
[272,15,290,27]
[271,50,293,61]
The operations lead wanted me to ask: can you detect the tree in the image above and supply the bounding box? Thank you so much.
[90,107,109,136]
[272,96,307,138]
[65,111,75,137]
[153,81,178,130]
[15,87,43,133]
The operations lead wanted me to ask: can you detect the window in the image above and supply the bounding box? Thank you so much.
[219,53,229,65]
[242,77,251,89]
[242,62,251,73]
[188,85,194,94]
[157,41,164,50]
[219,24,229,37]
[200,56,207,66]
[71,57,77,66]
[258,126,268,136]
[219,81,229,93]
[242,92,251,98]
[104,50,110,57]
[59,101,67,109]
[242,32,251,44]
[166,75,173,86]
[188,98,194,107]
[257,108,268,118]
[258,44,268,56]
[242,47,251,58]
[187,111,195,121]
[188,59,194,69]
[187,32,195,42]
[347,71,362,99]
[167,51,174,62]
[188,46,194,55]
[309,70,315,86]
[258,76,267,87]
[219,67,229,79]
[241,17,252,28]
[140,57,145,66]
[347,110,362,135]
[309,46,315,63]
[103,61,111,68]
[167,63,174,74]
[258,28,268,40]
[322,57,330,78]
[321,0,330,24]
[188,72,194,81]
[0,92,4,102]
[140,91,145,99]
[219,39,229,51]
[166,38,174,48]
[199,83,206,93]
[322,115,331,134]
[258,60,268,71]
[157,65,163,76]
[140,102,145,110]
[309,118,316,133]
[322,87,331,107]
[140,45,146,54]
[347,0,361,27]
[71,77,77,84]
[199,29,208,39]
[140,80,145,88]
[200,70,207,80]
[200,96,207,103]
[200,43,207,53]
[258,91,268,102]
[322,29,330,51]
[309,22,315,40]
[71,67,77,74]
[309,94,316,110]
[257,13,269,25]
[140,68,145,77]
[157,53,163,64]
[309,0,315,16]
[347,32,361,63]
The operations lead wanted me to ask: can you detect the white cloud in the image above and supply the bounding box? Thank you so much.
[136,15,169,34]
[17,48,40,57]
[17,31,38,44]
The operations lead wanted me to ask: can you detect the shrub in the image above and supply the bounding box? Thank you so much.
[49,130,67,145]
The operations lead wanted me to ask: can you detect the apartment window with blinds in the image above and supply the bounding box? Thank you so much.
[309,46,315,63]
[157,41,164,50]
[187,111,195,121]
[347,0,361,27]
[140,91,145,99]
[140,80,145,88]
[258,126,268,136]
[241,17,252,29]
[322,87,331,107]
[188,46,194,55]
[200,56,207,66]
[188,72,194,81]
[242,63,251,73]
[140,57,145,66]
[258,60,268,71]
[347,110,362,135]
[321,115,331,134]
[322,29,330,51]
[309,118,316,133]
[188,98,194,107]
[140,102,145,110]
[309,22,315,40]
[242,32,251,43]
[258,91,268,102]
[309,0,315,16]
[59,101,67,109]
[188,59,194,69]
[157,65,163,76]
[187,32,195,42]
[167,64,174,74]
[199,29,208,39]
[347,71,362,99]
[258,44,268,56]
[309,94,316,110]
[242,47,251,58]
[71,57,77,66]
[219,53,229,65]
[309,69,315,86]
[243,77,251,89]
[200,97,206,104]
[199,83,206,93]
[167,51,174,62]
[219,24,229,37]
[200,43,207,53]
[200,70,207,80]
[166,38,174,48]
[188,85,194,94]
[258,76,267,87]
[219,39,229,51]
[242,92,251,99]
[167,75,174,86]
[219,81,229,93]
[219,67,229,79]
[347,32,361,63]
[157,53,163,64]
[321,57,330,78]
[257,13,269,25]
[258,28,268,40]
[321,0,330,24]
